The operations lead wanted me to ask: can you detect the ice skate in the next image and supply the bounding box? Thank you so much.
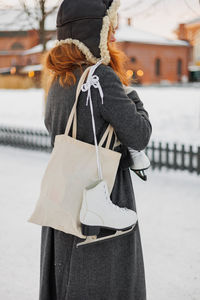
[76,179,138,248]
[128,147,151,181]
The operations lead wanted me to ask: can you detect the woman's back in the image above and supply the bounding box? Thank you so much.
[38,0,152,298]
[44,63,152,168]
[39,62,151,300]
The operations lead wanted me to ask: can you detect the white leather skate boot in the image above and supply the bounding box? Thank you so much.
[128,147,151,181]
[80,179,138,237]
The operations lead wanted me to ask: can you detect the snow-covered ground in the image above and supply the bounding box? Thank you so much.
[0,86,200,146]
[0,145,199,300]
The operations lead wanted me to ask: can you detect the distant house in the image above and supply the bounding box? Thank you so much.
[0,29,55,74]
[0,13,195,84]
[175,17,200,81]
[115,18,191,84]
[0,30,39,69]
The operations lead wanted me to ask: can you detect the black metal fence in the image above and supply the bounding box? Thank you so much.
[0,125,199,175]
[0,125,52,152]
[145,141,200,175]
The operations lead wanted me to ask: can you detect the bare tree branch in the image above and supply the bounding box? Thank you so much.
[17,0,60,52]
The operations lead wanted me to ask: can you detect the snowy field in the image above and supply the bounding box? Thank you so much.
[0,86,200,147]
[0,145,199,300]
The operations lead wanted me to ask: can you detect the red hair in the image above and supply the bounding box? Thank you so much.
[42,26,131,95]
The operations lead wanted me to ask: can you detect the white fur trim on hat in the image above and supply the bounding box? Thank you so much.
[54,38,99,64]
[107,0,120,29]
[99,15,111,65]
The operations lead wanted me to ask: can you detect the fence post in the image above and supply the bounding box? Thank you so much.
[173,143,177,170]
[189,145,193,173]
[0,125,199,175]
[158,142,162,170]
[151,141,155,170]
[166,143,169,169]
[181,144,185,171]
[197,147,200,175]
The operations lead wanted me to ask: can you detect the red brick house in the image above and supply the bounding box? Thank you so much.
[0,29,55,74]
[115,19,191,84]
[174,17,200,81]
[0,17,194,84]
[0,30,39,69]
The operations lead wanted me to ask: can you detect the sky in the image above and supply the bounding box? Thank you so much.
[0,0,200,39]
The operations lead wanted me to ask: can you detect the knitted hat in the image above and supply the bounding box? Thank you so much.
[54,0,120,65]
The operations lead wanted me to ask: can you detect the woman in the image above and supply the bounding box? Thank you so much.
[40,0,152,299]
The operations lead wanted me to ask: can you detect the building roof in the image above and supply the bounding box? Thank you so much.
[115,25,190,47]
[19,64,42,73]
[188,65,200,72]
[22,40,55,55]
[185,17,200,25]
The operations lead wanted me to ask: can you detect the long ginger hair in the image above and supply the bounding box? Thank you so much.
[42,26,132,98]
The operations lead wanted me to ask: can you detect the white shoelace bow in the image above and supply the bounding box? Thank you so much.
[81,60,104,106]
[81,59,104,180]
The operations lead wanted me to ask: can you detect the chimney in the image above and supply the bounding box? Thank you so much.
[127,17,132,27]
[178,24,186,40]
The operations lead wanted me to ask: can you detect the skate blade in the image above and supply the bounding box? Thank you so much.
[76,224,136,248]
[131,169,147,181]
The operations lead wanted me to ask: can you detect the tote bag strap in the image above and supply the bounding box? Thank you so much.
[64,66,90,137]
[99,124,114,149]
[64,63,115,150]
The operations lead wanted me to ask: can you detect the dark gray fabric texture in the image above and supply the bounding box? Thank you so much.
[39,63,152,300]
[56,0,113,58]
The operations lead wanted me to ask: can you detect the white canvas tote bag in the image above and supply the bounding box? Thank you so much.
[28,61,122,238]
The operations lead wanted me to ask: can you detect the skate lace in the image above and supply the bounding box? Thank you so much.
[108,201,128,212]
[82,74,104,106]
[103,185,128,212]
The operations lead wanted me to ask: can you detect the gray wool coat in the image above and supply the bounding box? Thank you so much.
[40,63,152,300]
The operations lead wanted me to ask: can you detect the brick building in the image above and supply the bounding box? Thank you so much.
[175,17,200,81]
[115,19,191,84]
[0,29,55,74]
[0,16,194,84]
[0,30,39,69]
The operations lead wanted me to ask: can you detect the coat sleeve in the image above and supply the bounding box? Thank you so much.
[96,66,152,151]
[44,94,52,135]
[123,85,150,119]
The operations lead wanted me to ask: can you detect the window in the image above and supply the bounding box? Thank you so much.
[27,58,32,65]
[177,59,182,76]
[155,58,161,76]
[130,57,136,63]
[11,42,24,50]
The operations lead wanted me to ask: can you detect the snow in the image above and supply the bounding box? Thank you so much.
[133,166,200,300]
[0,89,46,130]
[186,17,200,25]
[20,64,42,73]
[0,145,199,300]
[189,65,200,72]
[115,25,190,46]
[0,86,199,146]
[135,86,200,147]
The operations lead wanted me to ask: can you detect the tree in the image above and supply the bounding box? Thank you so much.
[19,0,62,52]
[0,0,62,52]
